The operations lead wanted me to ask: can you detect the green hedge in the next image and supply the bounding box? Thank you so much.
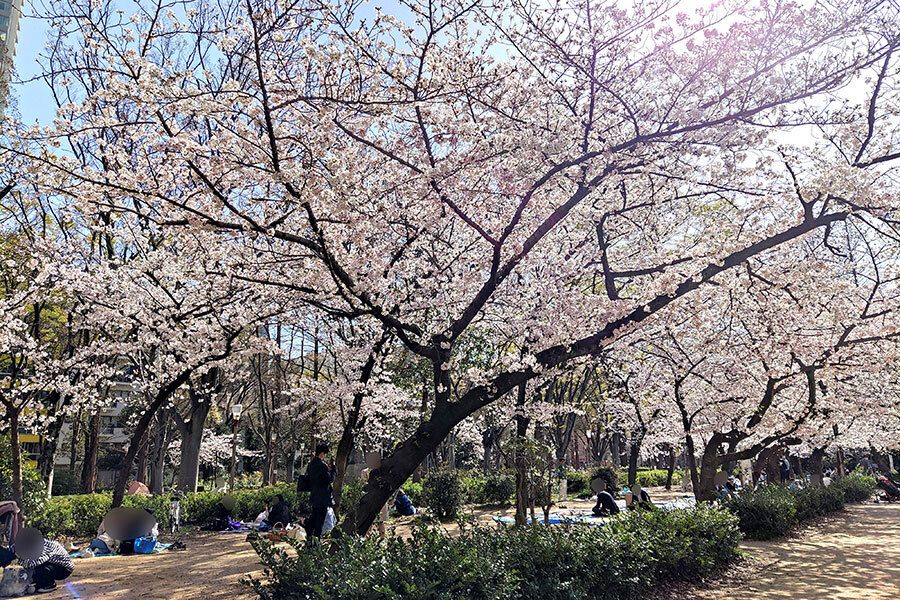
[722,485,799,540]
[723,475,875,540]
[617,469,683,488]
[835,471,876,502]
[30,485,309,539]
[422,470,462,520]
[247,503,741,600]
[480,471,516,505]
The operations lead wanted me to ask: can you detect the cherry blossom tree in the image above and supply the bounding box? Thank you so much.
[6,0,900,532]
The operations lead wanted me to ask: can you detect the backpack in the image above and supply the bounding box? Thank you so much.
[297,473,310,492]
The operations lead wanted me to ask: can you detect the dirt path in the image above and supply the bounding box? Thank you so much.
[56,533,259,600]
[48,497,900,599]
[679,501,900,600]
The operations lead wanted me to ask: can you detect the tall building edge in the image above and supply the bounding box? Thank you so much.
[0,0,23,115]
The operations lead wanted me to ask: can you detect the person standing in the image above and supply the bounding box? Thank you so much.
[307,443,335,539]
[779,454,791,483]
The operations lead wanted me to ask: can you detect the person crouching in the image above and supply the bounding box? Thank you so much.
[9,527,73,594]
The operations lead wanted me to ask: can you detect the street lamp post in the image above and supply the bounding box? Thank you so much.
[229,404,243,493]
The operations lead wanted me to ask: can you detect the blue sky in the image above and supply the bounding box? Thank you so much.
[13,6,55,124]
[12,0,414,126]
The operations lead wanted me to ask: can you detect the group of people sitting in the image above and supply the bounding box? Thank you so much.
[591,481,654,517]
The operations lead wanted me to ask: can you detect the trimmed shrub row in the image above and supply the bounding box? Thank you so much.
[723,473,875,540]
[30,485,309,539]
[248,503,742,600]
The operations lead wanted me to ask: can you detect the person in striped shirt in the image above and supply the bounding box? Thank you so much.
[9,527,74,594]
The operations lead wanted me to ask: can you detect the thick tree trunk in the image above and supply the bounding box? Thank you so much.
[809,447,825,483]
[685,434,701,495]
[177,424,204,492]
[149,410,169,494]
[113,371,193,507]
[332,359,378,510]
[135,433,148,484]
[696,442,722,502]
[514,382,529,526]
[665,445,676,490]
[627,441,639,487]
[610,432,621,467]
[81,412,100,494]
[174,400,210,493]
[832,424,846,477]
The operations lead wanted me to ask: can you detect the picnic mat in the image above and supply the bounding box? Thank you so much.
[493,515,608,526]
[492,497,697,527]
[70,543,172,558]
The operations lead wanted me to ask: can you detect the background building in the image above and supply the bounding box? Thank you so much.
[0,0,22,113]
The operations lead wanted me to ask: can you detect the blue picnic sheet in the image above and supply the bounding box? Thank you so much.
[492,497,696,527]
[70,543,172,558]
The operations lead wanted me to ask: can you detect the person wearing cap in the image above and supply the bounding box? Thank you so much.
[4,527,74,594]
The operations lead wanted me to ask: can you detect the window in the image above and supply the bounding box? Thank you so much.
[0,15,8,27]
[100,416,118,434]
[0,3,7,12]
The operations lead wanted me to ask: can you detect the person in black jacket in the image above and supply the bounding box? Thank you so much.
[591,490,620,517]
[306,443,335,539]
[265,494,292,529]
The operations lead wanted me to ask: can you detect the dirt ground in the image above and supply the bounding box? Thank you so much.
[47,493,900,599]
[670,501,900,600]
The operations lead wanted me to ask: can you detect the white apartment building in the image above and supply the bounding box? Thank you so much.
[0,0,22,114]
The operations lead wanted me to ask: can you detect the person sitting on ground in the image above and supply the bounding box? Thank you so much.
[626,487,655,510]
[120,508,159,554]
[394,489,416,517]
[591,488,620,517]
[254,504,269,526]
[5,527,74,594]
[207,500,232,531]
[877,476,900,501]
[725,476,739,494]
[265,494,292,528]
[89,516,120,554]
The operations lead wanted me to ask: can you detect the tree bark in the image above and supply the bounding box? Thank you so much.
[112,370,194,507]
[69,411,82,474]
[135,432,148,484]
[9,407,24,518]
[176,423,204,492]
[809,447,826,483]
[149,409,169,494]
[627,440,639,488]
[514,382,529,526]
[332,338,383,511]
[665,445,676,490]
[81,412,100,493]
[36,393,65,490]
